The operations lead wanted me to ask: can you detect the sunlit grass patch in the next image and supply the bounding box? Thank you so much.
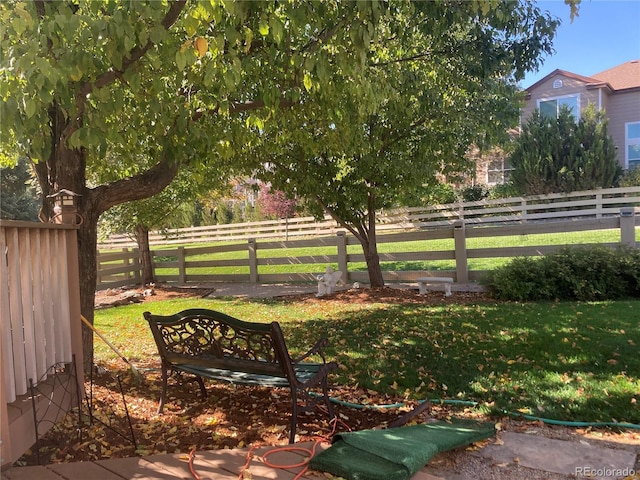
[94,297,640,425]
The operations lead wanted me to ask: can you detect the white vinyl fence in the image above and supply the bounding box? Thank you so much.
[98,186,640,249]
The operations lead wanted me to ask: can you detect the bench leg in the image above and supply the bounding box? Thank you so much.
[321,379,335,420]
[158,363,168,415]
[289,390,299,444]
[444,283,452,297]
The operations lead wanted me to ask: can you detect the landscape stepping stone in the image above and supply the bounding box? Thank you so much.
[477,431,637,479]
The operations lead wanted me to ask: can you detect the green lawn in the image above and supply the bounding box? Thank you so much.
[94,295,640,426]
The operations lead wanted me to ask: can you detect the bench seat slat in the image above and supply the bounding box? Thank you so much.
[174,363,323,387]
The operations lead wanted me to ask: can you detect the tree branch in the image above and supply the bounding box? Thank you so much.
[90,154,180,215]
[191,98,296,122]
[70,1,187,137]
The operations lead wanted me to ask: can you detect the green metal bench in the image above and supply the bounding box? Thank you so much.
[144,308,338,443]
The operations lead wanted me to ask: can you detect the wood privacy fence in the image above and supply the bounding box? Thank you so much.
[97,208,639,290]
[0,220,84,467]
[97,186,640,248]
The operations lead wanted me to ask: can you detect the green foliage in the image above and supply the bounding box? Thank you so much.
[486,246,640,301]
[487,183,521,199]
[509,105,622,194]
[619,166,640,187]
[214,202,234,225]
[461,185,489,202]
[0,158,40,220]
[414,183,459,206]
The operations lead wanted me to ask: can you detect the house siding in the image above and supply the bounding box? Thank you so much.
[604,90,640,168]
[521,73,601,122]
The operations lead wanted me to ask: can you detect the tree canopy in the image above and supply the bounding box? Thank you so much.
[240,1,562,286]
[1,0,388,370]
[0,157,40,221]
[1,0,573,368]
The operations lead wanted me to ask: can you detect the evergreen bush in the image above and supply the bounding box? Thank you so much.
[509,105,622,195]
[485,246,640,301]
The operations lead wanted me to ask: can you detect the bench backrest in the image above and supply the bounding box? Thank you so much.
[144,308,294,379]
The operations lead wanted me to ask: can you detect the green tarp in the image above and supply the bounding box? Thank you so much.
[309,419,495,480]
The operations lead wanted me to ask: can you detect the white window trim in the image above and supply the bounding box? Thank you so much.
[537,93,581,118]
[626,121,640,169]
[485,159,514,186]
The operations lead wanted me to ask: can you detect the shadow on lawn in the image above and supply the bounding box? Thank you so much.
[281,301,639,425]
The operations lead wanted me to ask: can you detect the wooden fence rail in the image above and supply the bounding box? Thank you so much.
[96,209,638,290]
[97,186,640,249]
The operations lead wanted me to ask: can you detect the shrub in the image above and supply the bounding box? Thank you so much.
[618,167,640,187]
[483,256,549,301]
[461,184,489,202]
[485,246,640,301]
[487,183,521,199]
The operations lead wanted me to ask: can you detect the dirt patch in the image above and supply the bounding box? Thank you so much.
[94,284,216,309]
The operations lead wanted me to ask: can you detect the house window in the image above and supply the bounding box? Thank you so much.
[553,79,563,89]
[538,94,579,119]
[487,158,513,185]
[627,122,640,170]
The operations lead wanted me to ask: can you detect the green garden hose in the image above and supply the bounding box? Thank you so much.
[312,393,640,429]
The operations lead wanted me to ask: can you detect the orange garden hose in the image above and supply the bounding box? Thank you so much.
[259,440,324,480]
[234,415,346,480]
[188,448,202,480]
[189,410,351,480]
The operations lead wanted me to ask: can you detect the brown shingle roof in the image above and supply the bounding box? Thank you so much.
[592,60,640,91]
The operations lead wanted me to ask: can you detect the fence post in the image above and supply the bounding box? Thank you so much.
[177,246,186,285]
[248,239,258,283]
[96,251,103,288]
[454,220,468,283]
[337,232,348,282]
[620,208,636,247]
[132,248,141,285]
[122,247,131,280]
[596,192,603,218]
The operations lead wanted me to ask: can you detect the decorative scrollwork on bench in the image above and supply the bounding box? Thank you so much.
[144,308,338,444]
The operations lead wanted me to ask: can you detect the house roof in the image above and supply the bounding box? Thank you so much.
[526,60,640,93]
[592,60,640,91]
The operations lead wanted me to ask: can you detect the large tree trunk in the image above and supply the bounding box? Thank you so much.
[324,192,386,288]
[135,223,155,285]
[36,105,180,374]
[362,237,385,288]
[361,202,385,288]
[77,206,101,374]
[36,132,99,374]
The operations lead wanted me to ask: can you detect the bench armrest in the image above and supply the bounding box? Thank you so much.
[292,337,330,364]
